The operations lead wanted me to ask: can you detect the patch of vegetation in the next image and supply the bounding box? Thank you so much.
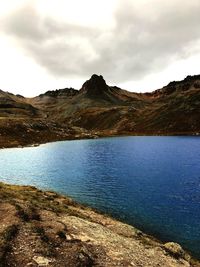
[0,225,19,267]
[3,225,19,242]
[0,182,70,216]
[15,204,30,222]
[33,226,49,243]
[15,204,40,222]
[32,225,58,258]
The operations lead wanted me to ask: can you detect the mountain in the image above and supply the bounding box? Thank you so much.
[0,89,38,117]
[141,75,200,134]
[0,74,200,148]
[31,74,146,130]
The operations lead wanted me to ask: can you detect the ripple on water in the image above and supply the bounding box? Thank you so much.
[0,136,200,257]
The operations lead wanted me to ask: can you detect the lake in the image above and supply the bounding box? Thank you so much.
[0,136,200,257]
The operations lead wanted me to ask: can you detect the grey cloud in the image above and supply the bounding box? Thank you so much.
[2,1,200,85]
[3,5,48,41]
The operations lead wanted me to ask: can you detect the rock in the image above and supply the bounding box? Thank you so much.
[80,74,109,97]
[163,242,191,261]
[33,256,52,266]
[39,88,78,98]
[77,250,94,267]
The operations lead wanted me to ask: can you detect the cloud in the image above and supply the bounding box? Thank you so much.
[2,0,200,85]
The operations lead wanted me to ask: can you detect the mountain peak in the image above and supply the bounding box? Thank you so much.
[80,74,108,97]
[90,74,104,81]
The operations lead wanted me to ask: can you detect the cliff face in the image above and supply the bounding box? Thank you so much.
[0,74,200,148]
[80,74,109,97]
[0,182,198,267]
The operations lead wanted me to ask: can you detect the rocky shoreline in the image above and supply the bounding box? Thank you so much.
[0,182,199,266]
[0,128,199,150]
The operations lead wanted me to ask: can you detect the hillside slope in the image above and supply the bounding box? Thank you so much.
[0,182,198,267]
[31,74,200,135]
[0,74,200,147]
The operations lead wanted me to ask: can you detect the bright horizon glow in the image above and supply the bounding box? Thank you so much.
[0,0,200,97]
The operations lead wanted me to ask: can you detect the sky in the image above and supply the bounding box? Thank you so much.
[0,0,200,97]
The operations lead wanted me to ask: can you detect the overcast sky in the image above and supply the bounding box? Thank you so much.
[0,0,200,97]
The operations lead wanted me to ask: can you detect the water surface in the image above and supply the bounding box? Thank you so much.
[0,137,200,257]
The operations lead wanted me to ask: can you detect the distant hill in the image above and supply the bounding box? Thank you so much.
[0,89,39,118]
[0,74,200,147]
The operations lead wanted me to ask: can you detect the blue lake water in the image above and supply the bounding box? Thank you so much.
[0,136,200,257]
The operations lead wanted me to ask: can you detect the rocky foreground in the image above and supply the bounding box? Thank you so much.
[0,182,199,267]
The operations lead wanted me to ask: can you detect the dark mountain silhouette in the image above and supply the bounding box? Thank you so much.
[80,74,108,97]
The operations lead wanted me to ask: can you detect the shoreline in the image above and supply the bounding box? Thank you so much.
[2,180,200,261]
[0,131,199,150]
[0,182,199,266]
